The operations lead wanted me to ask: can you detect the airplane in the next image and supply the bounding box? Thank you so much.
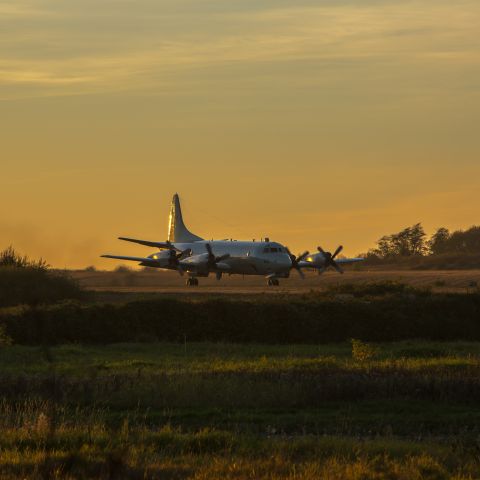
[101,194,364,286]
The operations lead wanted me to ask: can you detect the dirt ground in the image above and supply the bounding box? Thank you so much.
[70,269,480,295]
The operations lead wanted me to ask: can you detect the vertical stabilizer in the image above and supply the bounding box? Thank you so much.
[167,194,204,243]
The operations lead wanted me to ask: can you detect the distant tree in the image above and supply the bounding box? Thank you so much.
[370,223,427,259]
[406,223,427,256]
[115,265,132,273]
[446,226,480,254]
[85,265,96,272]
[428,228,450,255]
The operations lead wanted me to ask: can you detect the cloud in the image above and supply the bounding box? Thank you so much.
[0,0,479,100]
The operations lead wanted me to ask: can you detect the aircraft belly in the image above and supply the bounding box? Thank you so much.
[227,258,259,275]
[226,257,285,276]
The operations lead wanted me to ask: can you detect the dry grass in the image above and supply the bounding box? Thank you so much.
[70,269,480,295]
[0,403,476,480]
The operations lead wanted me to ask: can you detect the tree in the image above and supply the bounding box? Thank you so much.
[370,223,427,258]
[428,228,450,255]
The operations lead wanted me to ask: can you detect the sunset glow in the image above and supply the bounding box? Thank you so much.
[1,0,479,268]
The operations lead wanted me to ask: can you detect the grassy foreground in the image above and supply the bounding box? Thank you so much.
[1,418,478,479]
[2,341,480,478]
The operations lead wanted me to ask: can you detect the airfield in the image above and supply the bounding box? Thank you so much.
[72,268,480,295]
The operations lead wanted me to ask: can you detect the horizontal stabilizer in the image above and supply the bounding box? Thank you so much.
[118,237,179,250]
[101,254,158,264]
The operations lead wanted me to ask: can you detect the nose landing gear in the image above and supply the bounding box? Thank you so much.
[267,278,280,286]
[186,277,199,286]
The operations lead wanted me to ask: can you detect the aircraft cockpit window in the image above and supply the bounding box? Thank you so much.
[263,247,281,253]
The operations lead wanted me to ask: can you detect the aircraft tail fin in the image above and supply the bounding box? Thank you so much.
[167,193,204,243]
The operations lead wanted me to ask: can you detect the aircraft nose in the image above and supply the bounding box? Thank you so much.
[280,253,293,268]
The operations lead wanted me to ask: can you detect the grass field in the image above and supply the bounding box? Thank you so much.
[2,340,480,478]
[3,274,480,478]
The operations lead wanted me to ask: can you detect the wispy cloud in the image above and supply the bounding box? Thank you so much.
[0,0,479,99]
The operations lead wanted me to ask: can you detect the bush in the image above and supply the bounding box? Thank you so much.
[351,339,378,362]
[1,292,480,345]
[0,246,86,307]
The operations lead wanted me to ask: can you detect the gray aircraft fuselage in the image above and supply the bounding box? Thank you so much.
[153,240,292,277]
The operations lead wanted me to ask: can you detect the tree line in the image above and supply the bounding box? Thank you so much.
[364,224,480,263]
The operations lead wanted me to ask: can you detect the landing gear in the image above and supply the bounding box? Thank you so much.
[186,277,199,286]
[267,278,280,286]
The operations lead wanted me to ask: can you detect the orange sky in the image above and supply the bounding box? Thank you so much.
[1,0,479,269]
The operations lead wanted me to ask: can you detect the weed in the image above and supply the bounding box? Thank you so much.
[351,339,378,362]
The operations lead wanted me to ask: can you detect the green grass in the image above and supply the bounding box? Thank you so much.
[3,341,480,477]
[1,340,480,375]
[1,341,480,430]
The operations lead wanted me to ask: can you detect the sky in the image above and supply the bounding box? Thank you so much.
[1,0,479,269]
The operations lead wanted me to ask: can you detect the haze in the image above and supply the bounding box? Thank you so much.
[1,0,479,269]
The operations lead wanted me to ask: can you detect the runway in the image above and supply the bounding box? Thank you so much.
[71,269,480,295]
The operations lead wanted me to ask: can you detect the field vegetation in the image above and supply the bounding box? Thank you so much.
[0,247,85,307]
[1,341,480,478]
[2,246,480,477]
[2,286,479,344]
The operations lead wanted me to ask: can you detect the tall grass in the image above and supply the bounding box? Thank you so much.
[0,399,477,479]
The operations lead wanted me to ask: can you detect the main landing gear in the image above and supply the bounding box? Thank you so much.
[267,278,280,286]
[186,278,199,286]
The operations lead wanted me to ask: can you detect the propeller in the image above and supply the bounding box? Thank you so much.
[165,241,190,275]
[286,248,309,279]
[317,245,344,274]
[205,243,230,277]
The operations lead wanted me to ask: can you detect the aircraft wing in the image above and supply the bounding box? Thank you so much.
[118,237,179,250]
[297,257,364,269]
[336,258,364,264]
[101,254,159,264]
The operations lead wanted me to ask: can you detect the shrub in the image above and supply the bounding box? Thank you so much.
[0,245,47,270]
[1,292,480,345]
[0,247,86,307]
[114,265,132,273]
[351,339,378,362]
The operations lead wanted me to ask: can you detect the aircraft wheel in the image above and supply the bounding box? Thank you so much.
[193,278,199,286]
[273,279,279,286]
[186,278,197,286]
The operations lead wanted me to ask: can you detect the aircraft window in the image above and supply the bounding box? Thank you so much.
[271,247,278,252]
